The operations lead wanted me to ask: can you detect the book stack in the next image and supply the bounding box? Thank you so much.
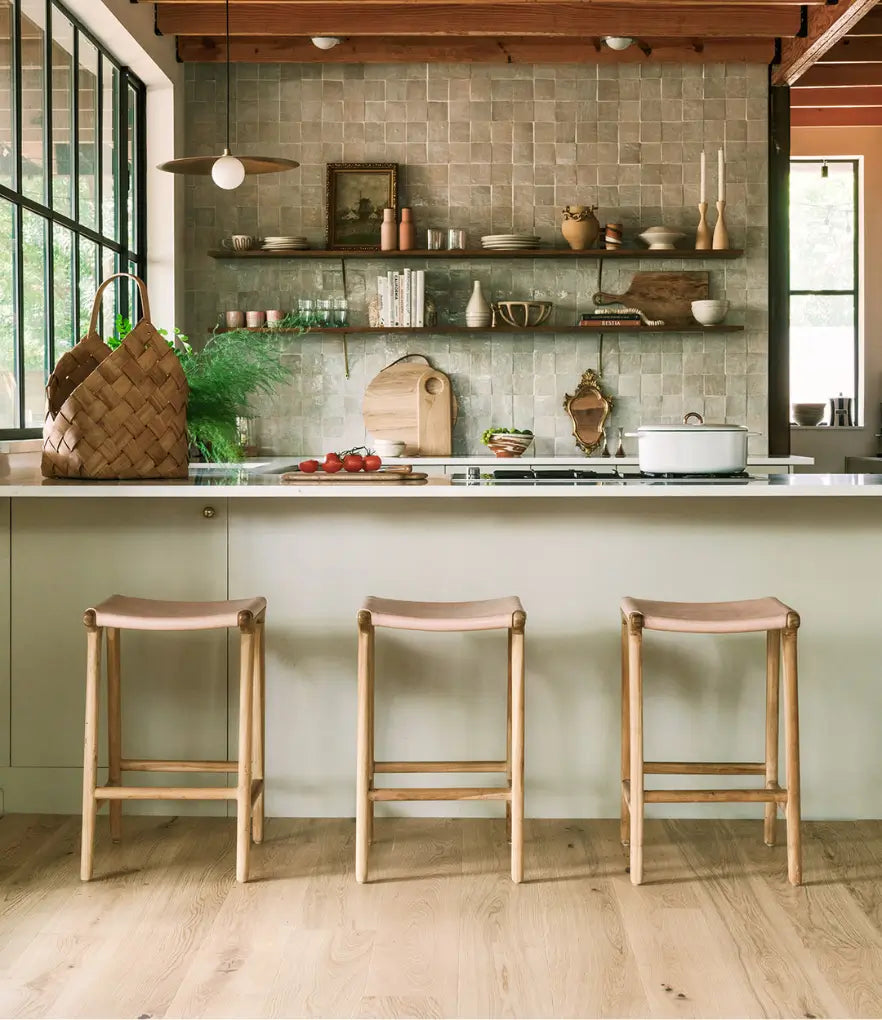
[579,309,644,328]
[377,269,426,327]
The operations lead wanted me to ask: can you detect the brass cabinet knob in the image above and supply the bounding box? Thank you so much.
[202,506,217,519]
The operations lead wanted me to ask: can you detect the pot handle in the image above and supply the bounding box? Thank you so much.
[683,411,704,425]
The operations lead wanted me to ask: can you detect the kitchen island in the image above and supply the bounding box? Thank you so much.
[2,460,879,826]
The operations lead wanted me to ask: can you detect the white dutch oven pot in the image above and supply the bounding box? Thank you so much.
[630,411,749,475]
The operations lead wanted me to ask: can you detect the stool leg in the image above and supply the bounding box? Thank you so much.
[81,623,103,881]
[251,617,266,845]
[782,622,802,886]
[764,629,781,847]
[236,624,255,883]
[627,615,645,885]
[366,623,375,847]
[355,611,372,883]
[506,628,513,842]
[620,617,630,846]
[106,628,122,843]
[510,612,526,884]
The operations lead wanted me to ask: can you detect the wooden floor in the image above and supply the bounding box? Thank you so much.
[0,815,881,1019]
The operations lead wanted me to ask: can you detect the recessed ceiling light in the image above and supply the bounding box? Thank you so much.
[311,36,343,50]
[603,36,634,51]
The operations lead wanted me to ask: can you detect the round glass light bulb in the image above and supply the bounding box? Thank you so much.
[311,36,342,50]
[603,36,633,50]
[211,153,245,190]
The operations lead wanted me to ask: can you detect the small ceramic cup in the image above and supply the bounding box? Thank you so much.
[266,309,285,328]
[221,234,254,252]
[373,438,406,458]
[225,310,245,329]
[245,310,266,328]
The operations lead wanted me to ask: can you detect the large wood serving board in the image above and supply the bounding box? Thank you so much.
[594,271,709,328]
[363,355,457,457]
[281,470,428,484]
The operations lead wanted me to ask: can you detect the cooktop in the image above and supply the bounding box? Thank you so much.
[451,469,756,486]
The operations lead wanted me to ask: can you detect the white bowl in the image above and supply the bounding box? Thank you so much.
[691,299,729,325]
[373,439,406,458]
[638,226,685,250]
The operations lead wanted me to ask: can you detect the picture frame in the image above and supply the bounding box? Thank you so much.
[325,162,398,250]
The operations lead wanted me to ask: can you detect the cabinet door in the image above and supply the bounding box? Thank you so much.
[11,498,228,768]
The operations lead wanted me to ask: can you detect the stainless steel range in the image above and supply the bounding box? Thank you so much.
[451,468,757,486]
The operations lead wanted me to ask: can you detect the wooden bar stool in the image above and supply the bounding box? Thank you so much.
[80,594,267,883]
[355,596,526,884]
[620,596,801,886]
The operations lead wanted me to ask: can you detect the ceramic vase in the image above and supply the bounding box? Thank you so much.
[399,208,415,251]
[380,208,398,251]
[465,280,491,328]
[561,206,601,250]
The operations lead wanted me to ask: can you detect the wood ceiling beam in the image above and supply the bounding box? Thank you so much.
[175,33,775,62]
[790,84,882,106]
[791,105,882,126]
[772,0,882,86]
[798,62,882,85]
[156,3,800,38]
[845,8,882,33]
[820,37,882,62]
[145,0,821,5]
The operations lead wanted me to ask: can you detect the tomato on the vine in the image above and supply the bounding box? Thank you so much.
[298,459,320,473]
[363,455,382,472]
[322,458,343,473]
[342,454,364,472]
[324,451,341,463]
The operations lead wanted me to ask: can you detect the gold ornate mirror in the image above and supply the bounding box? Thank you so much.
[563,369,613,454]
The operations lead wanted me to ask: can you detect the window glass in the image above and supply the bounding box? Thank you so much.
[77,36,98,229]
[790,162,855,293]
[53,222,74,354]
[101,61,118,241]
[790,294,856,408]
[0,0,14,190]
[127,82,137,253]
[78,234,98,336]
[50,12,74,215]
[20,0,46,203]
[100,245,118,338]
[22,207,47,428]
[0,199,16,427]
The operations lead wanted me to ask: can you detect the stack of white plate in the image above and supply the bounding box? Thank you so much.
[481,233,541,250]
[261,235,309,250]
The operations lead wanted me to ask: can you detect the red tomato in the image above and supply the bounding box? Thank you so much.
[322,458,343,473]
[342,454,365,473]
[324,451,341,463]
[298,459,320,473]
[363,455,382,472]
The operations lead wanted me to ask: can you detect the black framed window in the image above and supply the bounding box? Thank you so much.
[0,0,146,435]
[789,158,860,423]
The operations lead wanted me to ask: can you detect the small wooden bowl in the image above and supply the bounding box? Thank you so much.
[496,301,553,328]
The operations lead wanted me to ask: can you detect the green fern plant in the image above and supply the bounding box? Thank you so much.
[111,315,297,462]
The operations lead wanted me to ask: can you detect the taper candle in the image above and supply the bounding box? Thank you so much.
[700,151,706,204]
[718,147,725,202]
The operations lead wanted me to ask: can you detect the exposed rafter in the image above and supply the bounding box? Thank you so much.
[772,0,882,86]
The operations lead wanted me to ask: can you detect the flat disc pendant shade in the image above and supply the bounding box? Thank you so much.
[157,155,299,175]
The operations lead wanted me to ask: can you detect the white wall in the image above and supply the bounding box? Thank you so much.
[791,127,882,472]
[63,0,185,328]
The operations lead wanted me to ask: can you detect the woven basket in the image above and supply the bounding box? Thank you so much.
[42,273,189,480]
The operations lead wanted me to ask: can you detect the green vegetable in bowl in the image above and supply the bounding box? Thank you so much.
[481,426,534,446]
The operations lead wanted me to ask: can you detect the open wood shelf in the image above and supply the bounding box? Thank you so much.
[217,324,744,335]
[208,247,744,261]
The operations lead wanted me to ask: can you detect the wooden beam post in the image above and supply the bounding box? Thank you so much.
[772,0,882,86]
[768,82,791,458]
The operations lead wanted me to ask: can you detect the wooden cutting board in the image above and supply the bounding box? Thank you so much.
[594,271,709,328]
[363,355,457,457]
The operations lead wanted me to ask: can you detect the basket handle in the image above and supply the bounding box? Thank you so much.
[88,272,152,338]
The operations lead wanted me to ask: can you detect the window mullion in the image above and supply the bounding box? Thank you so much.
[11,0,21,195]
[118,66,129,317]
[43,0,52,210]
[72,24,79,228]
[13,204,24,429]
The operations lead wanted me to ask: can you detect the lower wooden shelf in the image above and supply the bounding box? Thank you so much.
[216,324,744,335]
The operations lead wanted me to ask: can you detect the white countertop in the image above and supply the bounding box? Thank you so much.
[0,460,878,497]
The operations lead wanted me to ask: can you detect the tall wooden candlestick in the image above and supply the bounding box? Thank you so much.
[712,200,729,251]
[695,202,711,250]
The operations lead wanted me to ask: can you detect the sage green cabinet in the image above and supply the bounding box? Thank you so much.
[10,498,229,769]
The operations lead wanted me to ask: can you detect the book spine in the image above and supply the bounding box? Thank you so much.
[403,268,411,328]
[377,275,386,326]
[416,270,424,328]
[386,271,394,327]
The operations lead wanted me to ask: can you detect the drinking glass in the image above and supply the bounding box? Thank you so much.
[332,297,349,327]
[298,298,315,326]
[426,228,445,250]
[316,298,333,327]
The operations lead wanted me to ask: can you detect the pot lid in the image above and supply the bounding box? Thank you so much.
[637,422,748,432]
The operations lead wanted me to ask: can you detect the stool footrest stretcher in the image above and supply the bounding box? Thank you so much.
[370,786,510,802]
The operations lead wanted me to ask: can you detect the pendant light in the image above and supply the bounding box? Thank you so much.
[157,0,298,187]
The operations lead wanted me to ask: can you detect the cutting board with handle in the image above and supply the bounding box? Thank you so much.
[594,271,709,328]
[363,354,457,456]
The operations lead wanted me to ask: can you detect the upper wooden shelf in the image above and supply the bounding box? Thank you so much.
[219,324,744,335]
[207,247,744,261]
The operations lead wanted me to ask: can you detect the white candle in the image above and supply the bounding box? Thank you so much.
[700,151,706,204]
[718,147,725,202]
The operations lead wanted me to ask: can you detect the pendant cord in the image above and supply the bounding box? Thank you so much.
[225,0,231,151]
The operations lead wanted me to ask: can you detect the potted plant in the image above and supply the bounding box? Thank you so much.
[481,426,534,458]
[110,318,297,462]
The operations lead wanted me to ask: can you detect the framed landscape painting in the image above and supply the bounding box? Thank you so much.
[326,162,398,250]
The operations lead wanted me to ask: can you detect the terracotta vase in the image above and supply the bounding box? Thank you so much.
[399,208,415,251]
[561,206,601,250]
[380,208,398,251]
[465,280,491,328]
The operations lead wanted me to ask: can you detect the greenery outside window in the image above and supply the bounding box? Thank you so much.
[0,0,146,435]
[789,158,860,423]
